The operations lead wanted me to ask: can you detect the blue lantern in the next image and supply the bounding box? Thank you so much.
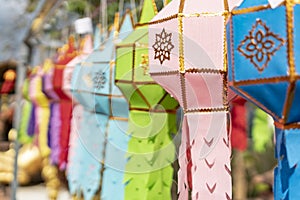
[69,12,134,200]
[227,1,300,199]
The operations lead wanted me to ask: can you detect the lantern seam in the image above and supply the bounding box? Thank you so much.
[223,0,229,11]
[132,43,136,82]
[180,73,188,111]
[109,59,114,116]
[230,16,236,84]
[72,89,124,98]
[150,70,178,76]
[156,91,169,105]
[185,107,229,114]
[178,15,185,73]
[233,76,290,86]
[231,86,281,122]
[129,107,177,114]
[274,121,300,129]
[232,4,272,15]
[115,80,157,84]
[150,69,225,76]
[223,13,229,108]
[141,12,227,27]
[81,61,110,67]
[282,0,296,123]
[109,116,128,121]
[132,83,152,108]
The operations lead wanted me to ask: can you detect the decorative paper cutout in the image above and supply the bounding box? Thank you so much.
[152,28,175,65]
[238,19,285,72]
[93,70,106,90]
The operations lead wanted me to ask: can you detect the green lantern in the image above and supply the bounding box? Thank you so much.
[115,0,179,199]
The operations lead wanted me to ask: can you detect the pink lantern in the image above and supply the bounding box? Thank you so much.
[148,0,240,199]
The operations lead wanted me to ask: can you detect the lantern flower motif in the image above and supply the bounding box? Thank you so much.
[92,70,106,90]
[152,28,175,64]
[238,19,285,72]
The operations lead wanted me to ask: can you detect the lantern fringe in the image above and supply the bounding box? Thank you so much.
[178,113,232,200]
[124,111,176,200]
[274,128,300,200]
[67,107,101,200]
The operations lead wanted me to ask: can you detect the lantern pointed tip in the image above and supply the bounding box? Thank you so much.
[139,0,158,24]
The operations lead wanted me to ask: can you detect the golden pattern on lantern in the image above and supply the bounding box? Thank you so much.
[140,54,149,75]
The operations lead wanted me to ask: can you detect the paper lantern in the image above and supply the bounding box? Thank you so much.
[63,34,94,199]
[42,59,61,165]
[18,77,33,144]
[227,1,300,199]
[53,37,77,169]
[115,1,179,199]
[148,0,240,199]
[69,12,133,199]
[63,34,93,102]
[28,66,51,158]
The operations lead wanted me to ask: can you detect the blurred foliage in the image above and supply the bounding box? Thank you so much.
[66,0,164,25]
[67,0,90,16]
[244,145,276,198]
[26,0,39,13]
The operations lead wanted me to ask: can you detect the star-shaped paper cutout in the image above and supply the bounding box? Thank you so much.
[152,28,174,65]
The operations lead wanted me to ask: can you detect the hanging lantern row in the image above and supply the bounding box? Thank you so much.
[14,0,300,200]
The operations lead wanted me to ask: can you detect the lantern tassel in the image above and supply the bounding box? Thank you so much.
[178,116,192,200]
